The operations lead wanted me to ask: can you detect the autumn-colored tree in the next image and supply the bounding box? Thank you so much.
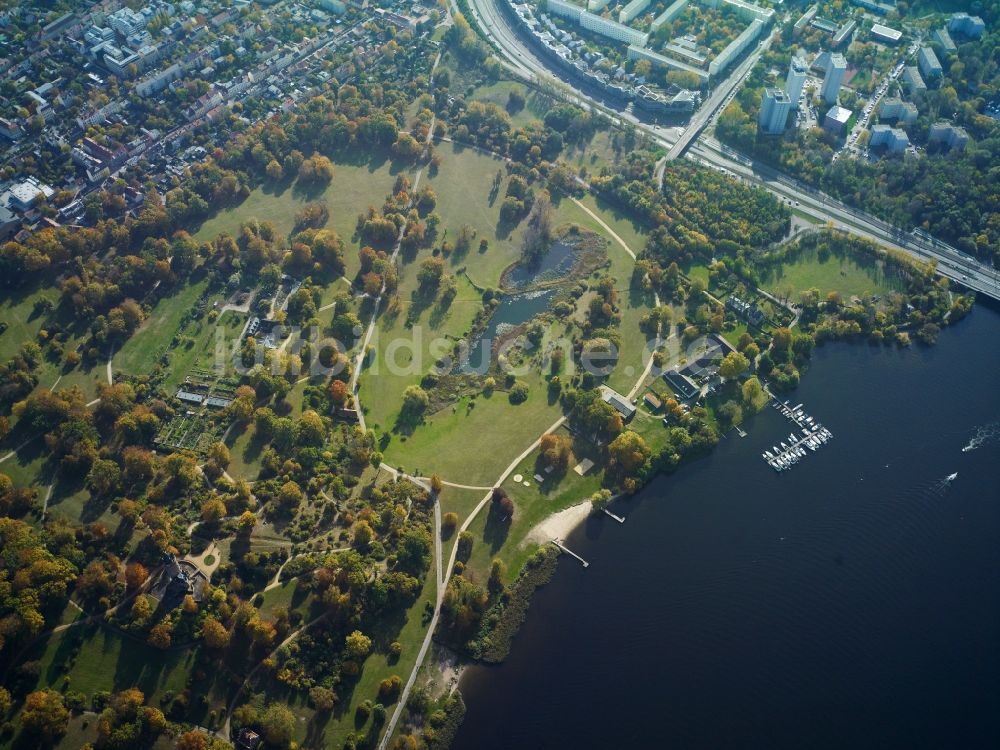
[124,561,149,590]
[345,629,372,660]
[148,622,172,649]
[202,616,231,649]
[261,703,296,747]
[200,496,227,523]
[237,510,257,535]
[329,378,350,407]
[607,430,651,478]
[20,689,69,741]
[351,519,374,548]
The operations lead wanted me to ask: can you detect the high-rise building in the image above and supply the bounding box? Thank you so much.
[758,87,792,135]
[785,57,807,106]
[821,53,847,105]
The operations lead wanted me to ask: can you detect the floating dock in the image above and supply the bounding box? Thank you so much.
[764,400,833,472]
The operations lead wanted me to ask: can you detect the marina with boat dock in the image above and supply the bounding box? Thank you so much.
[763,401,833,472]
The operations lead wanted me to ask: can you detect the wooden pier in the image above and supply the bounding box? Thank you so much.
[551,539,589,567]
[602,508,625,523]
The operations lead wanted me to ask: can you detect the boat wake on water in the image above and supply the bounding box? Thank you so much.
[962,421,1000,453]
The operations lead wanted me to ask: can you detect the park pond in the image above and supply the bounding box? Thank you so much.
[462,289,556,373]
[502,238,578,289]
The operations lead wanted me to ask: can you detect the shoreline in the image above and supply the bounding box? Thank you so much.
[523,500,594,547]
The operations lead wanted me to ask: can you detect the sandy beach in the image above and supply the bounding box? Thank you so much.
[524,501,593,546]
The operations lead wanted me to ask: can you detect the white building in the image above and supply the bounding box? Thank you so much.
[547,0,583,22]
[6,177,55,211]
[870,23,902,44]
[619,0,651,25]
[708,18,763,76]
[785,56,807,105]
[758,87,791,135]
[821,52,846,105]
[579,10,649,46]
[869,124,909,154]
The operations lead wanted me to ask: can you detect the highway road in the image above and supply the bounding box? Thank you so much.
[666,30,773,160]
[464,0,1000,301]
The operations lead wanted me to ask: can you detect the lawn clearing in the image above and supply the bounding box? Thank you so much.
[762,245,902,301]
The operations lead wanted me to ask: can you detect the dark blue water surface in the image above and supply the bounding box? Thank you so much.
[454,304,1000,750]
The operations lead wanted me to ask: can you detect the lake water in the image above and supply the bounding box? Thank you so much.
[454,304,1000,750]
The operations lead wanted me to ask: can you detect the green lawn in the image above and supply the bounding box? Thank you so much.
[25,622,195,702]
[195,156,406,283]
[113,276,211,381]
[762,246,901,301]
[438,485,490,527]
[462,428,605,581]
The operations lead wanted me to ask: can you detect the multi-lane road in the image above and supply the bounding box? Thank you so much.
[465,0,1000,300]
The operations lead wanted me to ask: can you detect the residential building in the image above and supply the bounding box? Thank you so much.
[928,122,970,151]
[758,87,791,135]
[650,0,689,31]
[785,56,807,105]
[627,44,709,82]
[703,0,774,24]
[708,18,763,76]
[870,23,902,44]
[902,65,926,95]
[823,105,852,136]
[850,0,895,15]
[619,0,650,25]
[869,124,909,154]
[832,19,856,48]
[948,13,986,39]
[933,27,956,53]
[879,97,917,125]
[579,11,649,46]
[918,46,942,78]
[587,0,611,10]
[821,52,846,105]
[547,0,583,22]
[793,5,818,36]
